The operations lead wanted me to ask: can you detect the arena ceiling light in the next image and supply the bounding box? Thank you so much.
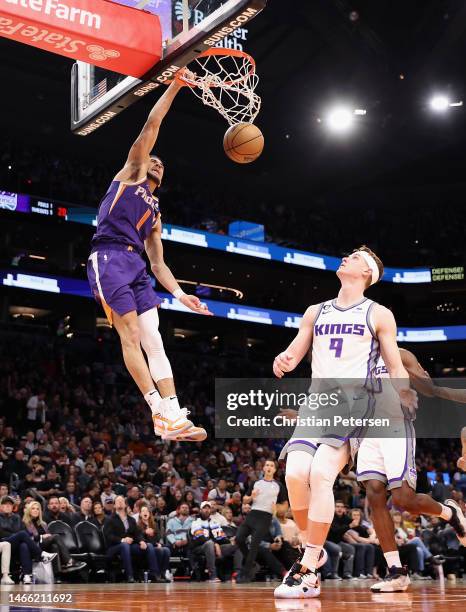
[430,95,463,112]
[325,106,366,134]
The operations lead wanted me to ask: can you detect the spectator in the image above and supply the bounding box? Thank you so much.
[326,501,355,579]
[58,497,76,518]
[432,472,451,503]
[26,392,47,429]
[44,496,73,526]
[91,502,107,529]
[63,481,80,506]
[103,495,160,583]
[190,501,242,582]
[23,501,86,574]
[187,477,204,504]
[0,541,14,584]
[208,478,231,507]
[344,508,377,579]
[70,496,94,526]
[166,502,193,556]
[0,495,55,584]
[209,500,228,527]
[392,510,434,578]
[275,506,300,549]
[100,479,116,506]
[137,505,171,582]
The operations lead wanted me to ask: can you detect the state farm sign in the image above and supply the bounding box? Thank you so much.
[0,0,161,77]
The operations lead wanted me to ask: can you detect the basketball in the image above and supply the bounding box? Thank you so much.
[223,122,264,163]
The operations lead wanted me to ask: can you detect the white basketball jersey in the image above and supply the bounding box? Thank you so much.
[311,298,380,380]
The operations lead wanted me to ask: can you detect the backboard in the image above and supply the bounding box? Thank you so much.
[70,0,266,136]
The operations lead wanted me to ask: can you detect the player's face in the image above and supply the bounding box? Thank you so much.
[337,252,369,283]
[148,156,164,187]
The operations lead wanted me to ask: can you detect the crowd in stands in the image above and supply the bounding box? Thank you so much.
[1,142,465,267]
[0,329,465,584]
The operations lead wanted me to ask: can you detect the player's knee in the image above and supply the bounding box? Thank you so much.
[391,487,415,511]
[285,469,310,491]
[366,480,387,506]
[310,463,333,490]
[120,323,140,349]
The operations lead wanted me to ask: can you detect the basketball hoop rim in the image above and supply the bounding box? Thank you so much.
[175,47,257,89]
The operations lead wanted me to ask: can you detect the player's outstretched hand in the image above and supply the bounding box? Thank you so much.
[175,67,196,85]
[273,352,294,378]
[457,455,466,472]
[180,294,213,316]
[399,387,418,417]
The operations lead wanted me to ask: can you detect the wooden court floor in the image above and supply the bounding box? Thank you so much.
[1,580,466,612]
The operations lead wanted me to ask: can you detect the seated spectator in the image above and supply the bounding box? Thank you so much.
[187,477,204,504]
[23,501,86,574]
[227,492,243,519]
[166,502,193,556]
[63,481,80,506]
[183,491,199,513]
[126,486,142,512]
[44,496,73,526]
[0,541,14,584]
[103,495,161,583]
[90,501,107,529]
[0,495,55,584]
[257,517,288,580]
[392,510,431,578]
[190,501,242,582]
[325,501,355,579]
[70,496,94,526]
[153,496,168,518]
[100,479,116,506]
[275,506,300,549]
[102,497,115,516]
[344,508,377,578]
[221,507,238,539]
[207,478,231,507]
[58,497,76,519]
[209,500,228,527]
[137,505,171,582]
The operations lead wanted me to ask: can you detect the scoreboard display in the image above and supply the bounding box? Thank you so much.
[431,267,464,282]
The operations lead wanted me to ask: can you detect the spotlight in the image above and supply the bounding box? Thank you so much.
[327,107,354,133]
[430,95,450,112]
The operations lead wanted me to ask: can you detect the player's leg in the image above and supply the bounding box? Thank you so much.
[357,436,405,584]
[276,442,349,598]
[112,310,155,395]
[386,424,466,546]
[458,426,466,471]
[137,307,206,441]
[284,447,315,544]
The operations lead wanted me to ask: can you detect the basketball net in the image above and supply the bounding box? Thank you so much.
[176,48,261,126]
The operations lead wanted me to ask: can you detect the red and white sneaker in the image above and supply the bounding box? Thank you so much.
[161,408,207,442]
[152,397,193,440]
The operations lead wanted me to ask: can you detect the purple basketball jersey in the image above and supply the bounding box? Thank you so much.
[91,179,160,253]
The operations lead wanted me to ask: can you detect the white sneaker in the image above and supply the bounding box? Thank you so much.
[371,566,410,592]
[165,569,174,582]
[1,574,14,585]
[153,398,193,439]
[274,569,320,599]
[41,551,58,564]
[445,498,466,547]
[281,548,328,584]
[22,574,33,584]
[160,407,207,442]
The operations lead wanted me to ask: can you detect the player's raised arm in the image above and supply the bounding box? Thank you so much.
[273,305,319,378]
[144,221,212,316]
[115,70,192,182]
[374,305,417,411]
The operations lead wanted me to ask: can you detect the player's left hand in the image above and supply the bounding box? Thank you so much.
[175,67,196,86]
[457,456,466,472]
[180,294,213,316]
[399,388,418,414]
[278,408,298,422]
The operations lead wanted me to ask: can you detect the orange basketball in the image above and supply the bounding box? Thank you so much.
[223,123,264,163]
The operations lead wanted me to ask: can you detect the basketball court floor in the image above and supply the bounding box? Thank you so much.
[2,581,466,612]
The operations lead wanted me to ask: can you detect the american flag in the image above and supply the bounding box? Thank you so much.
[89,78,108,104]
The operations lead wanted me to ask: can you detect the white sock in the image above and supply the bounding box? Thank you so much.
[384,551,402,569]
[144,388,161,414]
[167,395,181,412]
[299,530,307,547]
[301,544,322,572]
[439,504,453,521]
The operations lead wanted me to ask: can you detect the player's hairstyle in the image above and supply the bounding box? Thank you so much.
[352,245,384,288]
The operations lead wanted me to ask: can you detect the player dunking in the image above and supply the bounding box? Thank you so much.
[87,70,211,443]
[273,246,417,599]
